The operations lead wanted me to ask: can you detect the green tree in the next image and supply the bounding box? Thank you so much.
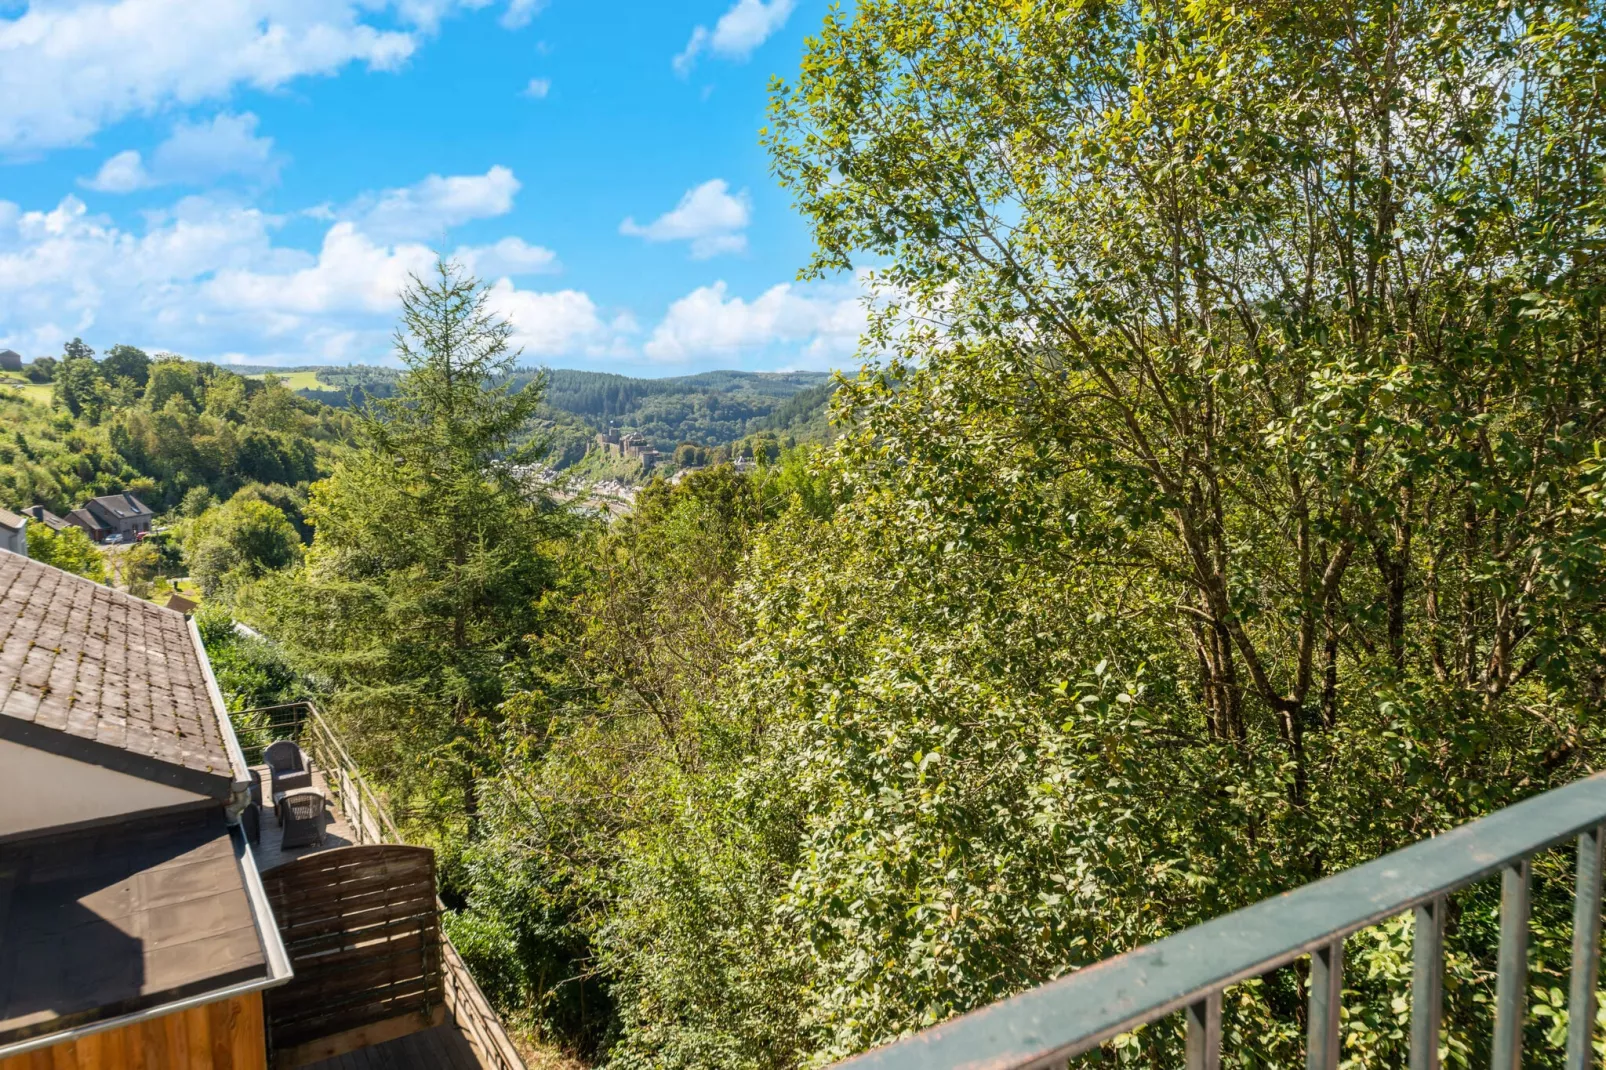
[101,344,151,388]
[143,358,203,411]
[185,496,301,597]
[251,262,563,834]
[752,0,1606,1062]
[119,538,175,598]
[27,524,107,583]
[180,485,216,518]
[25,356,55,384]
[52,352,108,420]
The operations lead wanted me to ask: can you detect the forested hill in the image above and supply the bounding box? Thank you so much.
[239,364,838,462]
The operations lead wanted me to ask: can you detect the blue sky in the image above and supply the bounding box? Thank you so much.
[0,0,865,374]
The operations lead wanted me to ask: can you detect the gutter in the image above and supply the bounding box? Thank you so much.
[0,970,292,1062]
[0,825,297,1061]
[188,616,256,824]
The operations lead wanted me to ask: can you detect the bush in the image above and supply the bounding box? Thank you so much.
[26,524,107,582]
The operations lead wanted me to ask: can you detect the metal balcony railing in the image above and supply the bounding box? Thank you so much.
[834,773,1606,1070]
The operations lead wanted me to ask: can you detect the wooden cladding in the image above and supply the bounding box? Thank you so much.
[259,845,442,1063]
[0,993,266,1070]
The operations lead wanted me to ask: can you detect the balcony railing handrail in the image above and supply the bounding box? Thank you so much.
[232,699,528,1070]
[834,772,1606,1070]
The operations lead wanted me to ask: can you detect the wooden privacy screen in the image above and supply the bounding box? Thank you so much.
[259,846,443,1065]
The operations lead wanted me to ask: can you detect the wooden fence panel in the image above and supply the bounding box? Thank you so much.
[259,845,443,1062]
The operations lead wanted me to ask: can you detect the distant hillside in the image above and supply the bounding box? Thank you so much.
[247,365,840,467]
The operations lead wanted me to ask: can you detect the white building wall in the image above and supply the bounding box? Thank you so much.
[0,518,25,557]
[0,738,208,839]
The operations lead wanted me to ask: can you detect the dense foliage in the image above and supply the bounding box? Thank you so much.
[406,1,1606,1068]
[0,344,349,515]
[25,523,107,582]
[251,361,838,465]
[182,4,1606,1067]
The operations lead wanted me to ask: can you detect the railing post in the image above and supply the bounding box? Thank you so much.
[1568,827,1604,1070]
[1307,939,1344,1070]
[1492,859,1532,1070]
[1186,991,1221,1070]
[1412,896,1447,1070]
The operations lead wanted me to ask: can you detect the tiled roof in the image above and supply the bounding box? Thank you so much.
[86,493,151,520]
[0,550,235,797]
[20,506,68,532]
[0,509,21,533]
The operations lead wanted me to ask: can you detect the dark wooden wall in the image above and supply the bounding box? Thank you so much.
[259,846,442,1068]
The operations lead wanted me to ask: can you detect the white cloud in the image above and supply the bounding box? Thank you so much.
[620,179,750,259]
[350,166,521,242]
[85,112,279,192]
[0,193,291,355]
[0,181,596,364]
[0,1,545,154]
[501,0,545,29]
[454,236,559,278]
[523,77,551,99]
[0,2,413,153]
[644,278,866,363]
[152,112,278,183]
[673,0,793,75]
[85,150,149,193]
[0,175,857,369]
[206,222,435,316]
[710,0,795,56]
[672,28,710,78]
[484,279,634,357]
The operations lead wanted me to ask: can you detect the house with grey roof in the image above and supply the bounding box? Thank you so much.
[19,504,69,534]
[0,549,291,1060]
[0,549,531,1070]
[81,492,153,542]
[0,349,21,372]
[64,507,109,542]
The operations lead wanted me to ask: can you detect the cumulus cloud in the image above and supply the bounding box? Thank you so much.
[484,279,634,357]
[453,236,559,278]
[0,1,547,153]
[0,193,292,354]
[620,179,750,259]
[0,172,853,368]
[643,277,866,363]
[153,112,279,183]
[349,166,521,242]
[0,183,594,363]
[206,223,434,316]
[84,151,149,194]
[523,77,551,98]
[84,112,279,192]
[673,0,794,75]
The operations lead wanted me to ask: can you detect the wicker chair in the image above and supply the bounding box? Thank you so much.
[264,740,313,795]
[278,789,328,849]
[240,801,261,845]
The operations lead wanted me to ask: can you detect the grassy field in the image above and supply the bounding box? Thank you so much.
[0,372,53,406]
[249,369,329,391]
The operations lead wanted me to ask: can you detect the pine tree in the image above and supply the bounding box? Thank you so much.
[254,262,561,834]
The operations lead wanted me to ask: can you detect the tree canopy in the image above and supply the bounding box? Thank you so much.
[250,263,565,834]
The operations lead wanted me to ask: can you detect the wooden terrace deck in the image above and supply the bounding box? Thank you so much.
[247,765,358,872]
[245,765,512,1070]
[301,1025,481,1070]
